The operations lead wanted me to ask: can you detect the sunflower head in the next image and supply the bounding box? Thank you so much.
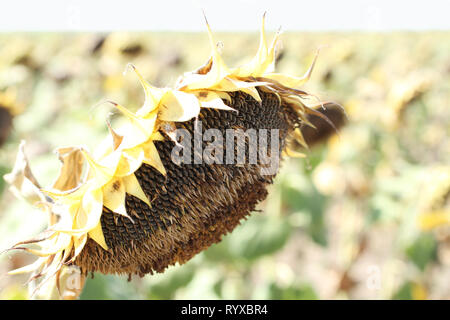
[3,14,342,298]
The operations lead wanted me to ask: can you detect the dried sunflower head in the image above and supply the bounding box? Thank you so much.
[3,15,342,296]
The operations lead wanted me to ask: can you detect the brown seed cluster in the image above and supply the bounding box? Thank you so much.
[75,89,301,277]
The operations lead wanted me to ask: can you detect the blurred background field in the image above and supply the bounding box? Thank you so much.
[0,31,449,299]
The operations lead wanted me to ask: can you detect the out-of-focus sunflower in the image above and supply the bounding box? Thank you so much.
[0,88,23,147]
[418,166,450,231]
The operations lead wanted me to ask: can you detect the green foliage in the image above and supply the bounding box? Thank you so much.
[280,174,328,246]
[204,215,292,263]
[268,282,318,300]
[406,233,437,271]
[80,274,142,300]
[0,165,9,194]
[393,282,414,300]
[146,264,196,300]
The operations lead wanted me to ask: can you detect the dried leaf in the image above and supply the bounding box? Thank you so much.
[3,140,46,205]
[52,147,85,192]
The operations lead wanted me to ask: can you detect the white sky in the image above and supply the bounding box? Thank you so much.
[1,0,449,32]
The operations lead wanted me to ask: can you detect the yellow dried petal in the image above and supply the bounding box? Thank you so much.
[41,182,88,202]
[102,178,127,216]
[106,120,124,151]
[123,174,151,207]
[179,14,230,90]
[196,91,235,111]
[82,150,118,187]
[109,101,157,143]
[293,128,309,149]
[72,234,88,260]
[151,131,165,141]
[284,148,307,158]
[3,140,46,205]
[234,13,269,77]
[88,221,108,250]
[52,147,85,192]
[8,257,46,275]
[213,77,267,92]
[259,27,281,75]
[79,187,104,231]
[159,91,200,122]
[142,140,166,176]
[214,91,232,103]
[52,188,103,234]
[239,87,262,103]
[126,64,166,117]
[115,148,145,178]
[19,233,72,257]
[265,48,321,87]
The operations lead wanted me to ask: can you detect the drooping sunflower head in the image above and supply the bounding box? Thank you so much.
[4,14,343,297]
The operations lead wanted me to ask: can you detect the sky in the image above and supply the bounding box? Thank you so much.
[1,0,449,32]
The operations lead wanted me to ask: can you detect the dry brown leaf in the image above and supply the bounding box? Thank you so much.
[3,140,46,205]
[51,147,85,192]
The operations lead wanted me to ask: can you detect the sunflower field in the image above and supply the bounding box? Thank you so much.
[0,31,449,299]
